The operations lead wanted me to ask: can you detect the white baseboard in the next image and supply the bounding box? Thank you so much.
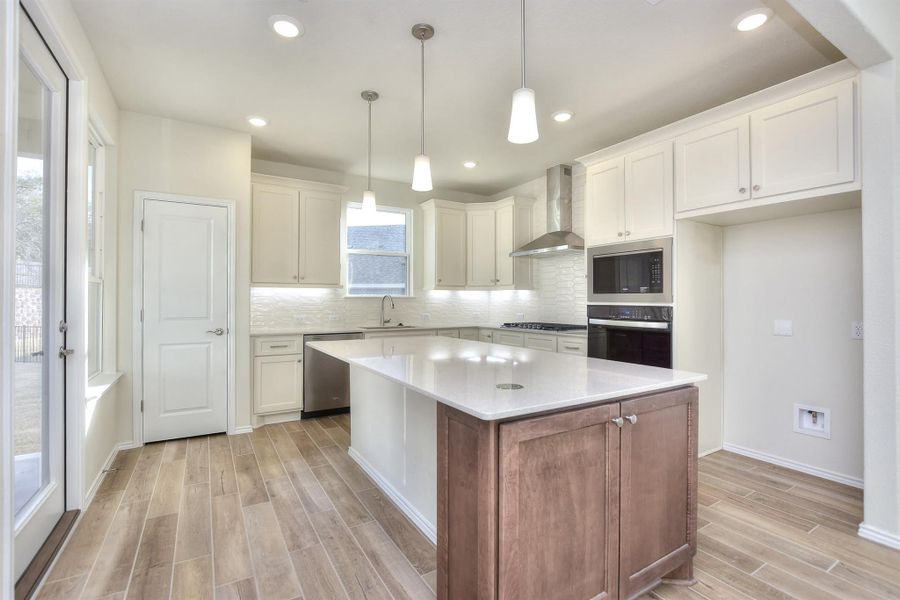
[699,445,723,458]
[230,425,253,435]
[348,447,437,545]
[83,440,139,508]
[858,523,900,550]
[722,443,864,489]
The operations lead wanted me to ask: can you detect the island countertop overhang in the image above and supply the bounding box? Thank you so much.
[307,336,706,421]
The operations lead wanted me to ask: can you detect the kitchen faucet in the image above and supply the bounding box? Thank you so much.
[380,294,395,326]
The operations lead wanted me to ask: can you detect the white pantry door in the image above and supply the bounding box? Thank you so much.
[142,199,229,442]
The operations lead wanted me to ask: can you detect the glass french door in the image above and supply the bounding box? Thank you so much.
[13,10,68,580]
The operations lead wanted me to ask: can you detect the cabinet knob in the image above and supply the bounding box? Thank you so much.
[625,414,638,425]
[437,278,442,283]
[624,231,631,236]
[752,184,760,191]
[292,275,298,280]
[611,417,624,428]
[299,275,305,280]
[739,187,746,194]
[617,232,624,237]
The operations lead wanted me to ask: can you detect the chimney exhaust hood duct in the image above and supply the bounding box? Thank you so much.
[510,164,585,257]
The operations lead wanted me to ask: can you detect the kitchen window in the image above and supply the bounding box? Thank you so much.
[87,133,104,378]
[345,204,411,296]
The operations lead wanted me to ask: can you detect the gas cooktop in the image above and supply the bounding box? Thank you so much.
[501,322,587,332]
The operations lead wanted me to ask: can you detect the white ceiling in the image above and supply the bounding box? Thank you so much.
[71,0,841,195]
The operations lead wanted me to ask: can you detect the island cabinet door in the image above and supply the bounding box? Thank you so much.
[498,404,621,600]
[618,386,699,599]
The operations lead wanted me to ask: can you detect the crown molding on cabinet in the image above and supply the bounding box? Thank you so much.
[576,60,859,168]
[251,172,350,194]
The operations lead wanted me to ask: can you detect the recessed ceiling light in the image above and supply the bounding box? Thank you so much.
[734,8,772,31]
[463,160,478,169]
[247,116,268,127]
[552,110,573,123]
[269,15,303,38]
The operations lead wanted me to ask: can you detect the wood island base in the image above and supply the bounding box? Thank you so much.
[436,386,699,600]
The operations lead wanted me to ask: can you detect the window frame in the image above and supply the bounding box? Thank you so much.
[86,129,104,380]
[344,202,413,298]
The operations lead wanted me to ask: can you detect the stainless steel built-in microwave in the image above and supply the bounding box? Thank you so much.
[587,237,673,304]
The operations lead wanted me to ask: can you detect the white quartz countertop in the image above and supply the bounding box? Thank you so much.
[250,324,587,337]
[307,336,705,421]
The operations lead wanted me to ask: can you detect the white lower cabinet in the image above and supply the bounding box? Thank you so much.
[459,328,479,341]
[479,329,494,343]
[253,354,303,415]
[523,333,557,352]
[557,336,587,356]
[438,329,460,338]
[494,331,525,347]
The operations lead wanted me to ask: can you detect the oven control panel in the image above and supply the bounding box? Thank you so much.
[587,305,673,323]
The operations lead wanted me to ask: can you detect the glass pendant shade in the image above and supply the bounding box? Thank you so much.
[412,154,433,192]
[507,87,539,144]
[362,189,377,212]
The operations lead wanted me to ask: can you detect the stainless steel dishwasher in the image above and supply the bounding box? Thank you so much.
[302,332,364,417]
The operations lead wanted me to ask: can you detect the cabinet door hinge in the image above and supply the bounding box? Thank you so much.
[140,400,144,413]
[140,218,144,232]
[140,308,144,322]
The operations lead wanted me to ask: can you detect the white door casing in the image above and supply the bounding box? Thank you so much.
[135,194,234,443]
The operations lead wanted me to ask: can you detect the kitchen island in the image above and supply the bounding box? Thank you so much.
[306,336,706,600]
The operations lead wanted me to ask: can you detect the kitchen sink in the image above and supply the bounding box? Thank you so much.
[359,325,416,330]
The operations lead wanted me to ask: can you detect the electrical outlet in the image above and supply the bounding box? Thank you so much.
[329,313,339,321]
[851,321,864,340]
[293,314,305,323]
[773,319,793,337]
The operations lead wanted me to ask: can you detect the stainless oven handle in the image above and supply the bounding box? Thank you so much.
[588,319,671,330]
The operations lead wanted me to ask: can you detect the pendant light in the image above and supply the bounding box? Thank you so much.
[507,0,539,144]
[411,23,434,192]
[361,90,379,213]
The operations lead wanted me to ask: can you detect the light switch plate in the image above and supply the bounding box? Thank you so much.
[773,320,793,336]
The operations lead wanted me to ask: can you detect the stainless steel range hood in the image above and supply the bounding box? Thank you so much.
[511,164,585,257]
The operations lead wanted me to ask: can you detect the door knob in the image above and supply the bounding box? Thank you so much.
[611,417,624,428]
[624,414,638,425]
[206,328,225,336]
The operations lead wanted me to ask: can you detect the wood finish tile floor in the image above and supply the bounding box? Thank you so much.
[36,416,900,600]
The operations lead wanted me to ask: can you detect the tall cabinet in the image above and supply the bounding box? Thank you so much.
[251,174,346,287]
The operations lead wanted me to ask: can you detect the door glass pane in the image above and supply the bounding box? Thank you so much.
[14,60,49,515]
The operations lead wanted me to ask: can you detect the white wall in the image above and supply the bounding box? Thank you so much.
[118,112,253,434]
[788,0,900,547]
[250,160,588,331]
[723,209,863,481]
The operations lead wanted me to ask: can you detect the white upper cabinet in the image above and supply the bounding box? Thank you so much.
[675,115,751,212]
[423,197,532,290]
[301,190,341,285]
[251,174,346,287]
[750,79,855,199]
[467,208,497,286]
[423,201,467,289]
[252,183,300,284]
[624,141,674,240]
[585,157,625,246]
[494,203,515,286]
[585,143,673,247]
